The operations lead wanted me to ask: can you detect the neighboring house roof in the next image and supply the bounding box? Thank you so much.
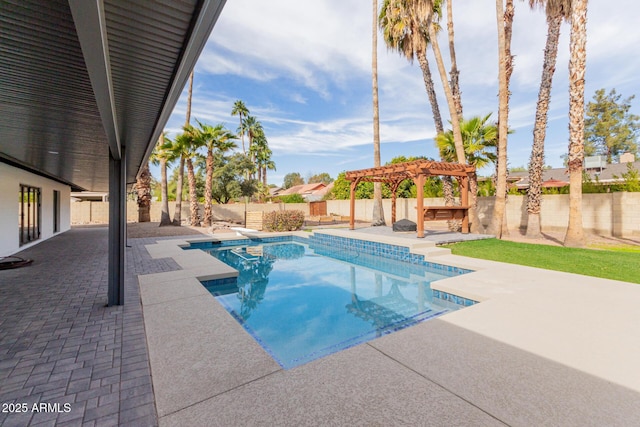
[269,187,283,196]
[279,183,326,196]
[488,160,640,190]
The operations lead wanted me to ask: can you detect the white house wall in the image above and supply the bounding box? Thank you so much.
[0,163,71,257]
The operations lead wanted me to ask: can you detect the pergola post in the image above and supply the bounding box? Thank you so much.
[108,146,126,306]
[349,179,358,230]
[414,174,425,238]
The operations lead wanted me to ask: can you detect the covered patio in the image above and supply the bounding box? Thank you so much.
[345,160,476,237]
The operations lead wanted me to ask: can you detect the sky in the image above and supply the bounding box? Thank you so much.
[161,0,640,187]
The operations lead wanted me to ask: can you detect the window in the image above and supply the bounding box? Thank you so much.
[19,185,41,245]
[53,190,60,233]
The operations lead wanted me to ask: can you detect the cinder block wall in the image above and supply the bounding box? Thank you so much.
[70,193,640,238]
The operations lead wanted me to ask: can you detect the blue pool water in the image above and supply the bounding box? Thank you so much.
[196,237,473,369]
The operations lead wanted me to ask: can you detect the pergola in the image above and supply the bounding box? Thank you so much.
[345,160,475,238]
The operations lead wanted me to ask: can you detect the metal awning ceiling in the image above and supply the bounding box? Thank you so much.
[0,0,225,191]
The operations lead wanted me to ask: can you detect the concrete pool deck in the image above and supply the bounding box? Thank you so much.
[1,227,639,426]
[141,228,640,426]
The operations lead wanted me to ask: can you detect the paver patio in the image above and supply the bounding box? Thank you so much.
[0,227,166,427]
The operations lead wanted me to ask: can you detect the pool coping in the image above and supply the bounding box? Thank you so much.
[138,230,640,425]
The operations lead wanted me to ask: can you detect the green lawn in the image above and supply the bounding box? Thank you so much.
[442,239,640,284]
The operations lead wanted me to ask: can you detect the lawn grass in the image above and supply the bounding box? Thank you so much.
[442,239,640,284]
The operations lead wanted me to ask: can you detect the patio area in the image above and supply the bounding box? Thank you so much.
[2,226,640,426]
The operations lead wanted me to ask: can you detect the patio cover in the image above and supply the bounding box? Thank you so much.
[345,160,475,238]
[0,0,226,305]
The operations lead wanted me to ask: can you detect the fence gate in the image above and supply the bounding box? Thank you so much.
[309,201,327,216]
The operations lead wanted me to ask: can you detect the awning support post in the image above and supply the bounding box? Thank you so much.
[108,146,126,306]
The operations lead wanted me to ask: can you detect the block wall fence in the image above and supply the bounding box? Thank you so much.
[70,193,640,239]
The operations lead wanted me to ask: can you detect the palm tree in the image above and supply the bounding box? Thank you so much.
[379,0,461,230]
[168,138,186,225]
[436,114,498,233]
[525,0,571,239]
[150,132,174,226]
[231,100,249,154]
[135,162,152,223]
[243,115,264,180]
[564,0,588,247]
[194,121,237,227]
[185,71,194,126]
[371,0,385,226]
[174,126,202,226]
[446,0,462,118]
[170,71,196,226]
[379,0,443,135]
[427,6,465,165]
[487,0,514,238]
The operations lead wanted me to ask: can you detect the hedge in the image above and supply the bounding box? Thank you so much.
[263,210,305,232]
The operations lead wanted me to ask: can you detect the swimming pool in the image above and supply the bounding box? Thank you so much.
[195,236,474,369]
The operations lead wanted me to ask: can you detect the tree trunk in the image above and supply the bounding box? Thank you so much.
[526,14,562,239]
[416,49,456,229]
[416,50,444,135]
[159,158,172,226]
[172,156,185,225]
[135,162,151,223]
[203,148,214,227]
[487,0,511,238]
[186,158,200,227]
[185,71,193,127]
[428,24,465,165]
[372,0,385,226]
[469,173,483,233]
[240,113,245,155]
[446,0,463,118]
[564,0,588,248]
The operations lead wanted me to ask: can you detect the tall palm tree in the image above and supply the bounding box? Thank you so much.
[436,114,498,233]
[379,0,458,230]
[564,0,588,247]
[174,126,202,226]
[243,115,263,179]
[380,0,445,136]
[171,71,196,225]
[380,0,463,231]
[525,0,571,239]
[150,132,174,226]
[446,0,462,118]
[251,130,272,185]
[169,138,186,225]
[427,11,465,164]
[487,0,514,238]
[195,121,237,227]
[231,100,249,154]
[185,71,194,126]
[371,0,385,226]
[135,162,152,223]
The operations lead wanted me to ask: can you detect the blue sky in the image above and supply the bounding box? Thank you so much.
[161,0,640,187]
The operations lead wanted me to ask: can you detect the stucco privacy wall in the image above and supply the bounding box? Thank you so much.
[70,193,640,238]
[0,163,71,256]
[71,201,310,224]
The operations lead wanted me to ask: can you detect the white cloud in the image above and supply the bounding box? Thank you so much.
[164,0,640,181]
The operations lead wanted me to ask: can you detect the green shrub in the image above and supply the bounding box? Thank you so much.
[276,194,305,203]
[263,210,305,231]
